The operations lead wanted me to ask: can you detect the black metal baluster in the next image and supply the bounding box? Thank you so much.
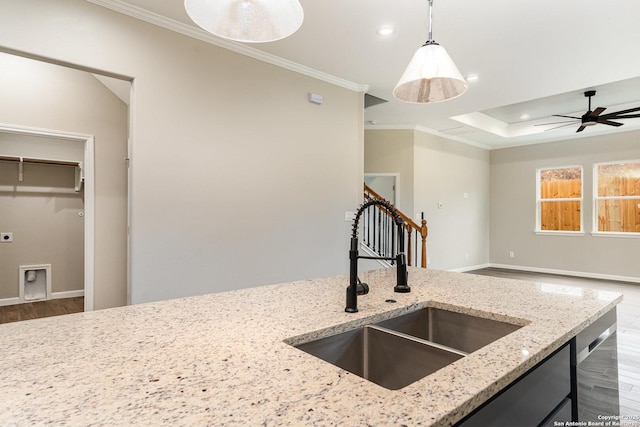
[379,211,383,257]
[372,206,376,255]
[367,206,371,253]
[383,213,387,259]
[364,206,368,248]
[391,220,396,265]
[376,207,381,256]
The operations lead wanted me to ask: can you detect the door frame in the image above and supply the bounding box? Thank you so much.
[0,123,95,311]
[364,172,400,208]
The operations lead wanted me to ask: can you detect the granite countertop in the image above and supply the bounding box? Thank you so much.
[0,268,622,426]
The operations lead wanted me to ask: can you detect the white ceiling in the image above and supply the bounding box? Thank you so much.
[90,0,640,149]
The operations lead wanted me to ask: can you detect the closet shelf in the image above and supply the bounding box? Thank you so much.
[0,154,84,192]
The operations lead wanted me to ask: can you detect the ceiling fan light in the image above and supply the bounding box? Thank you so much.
[184,0,304,43]
[393,43,468,103]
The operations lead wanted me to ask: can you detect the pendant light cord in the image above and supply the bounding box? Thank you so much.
[428,0,434,42]
[425,0,438,46]
[393,0,468,103]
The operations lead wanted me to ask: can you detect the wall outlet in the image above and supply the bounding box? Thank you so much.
[1,232,14,243]
[509,251,515,258]
[344,211,356,222]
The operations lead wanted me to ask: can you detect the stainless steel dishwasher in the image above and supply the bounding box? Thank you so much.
[574,307,620,421]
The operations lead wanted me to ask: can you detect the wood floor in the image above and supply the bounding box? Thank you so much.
[467,267,640,417]
[0,297,83,324]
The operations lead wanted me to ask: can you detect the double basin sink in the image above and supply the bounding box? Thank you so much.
[293,307,522,390]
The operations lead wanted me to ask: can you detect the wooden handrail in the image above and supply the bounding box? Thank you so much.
[363,183,428,268]
[364,184,420,229]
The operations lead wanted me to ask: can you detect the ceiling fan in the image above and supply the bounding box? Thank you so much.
[537,90,640,133]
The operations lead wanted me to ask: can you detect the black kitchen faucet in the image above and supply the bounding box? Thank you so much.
[345,198,410,313]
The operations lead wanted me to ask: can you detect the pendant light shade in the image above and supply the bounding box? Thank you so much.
[184,0,304,43]
[393,42,468,103]
[393,0,467,103]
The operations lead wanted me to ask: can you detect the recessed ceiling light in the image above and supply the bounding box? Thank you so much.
[466,74,479,83]
[520,114,530,120]
[377,27,394,36]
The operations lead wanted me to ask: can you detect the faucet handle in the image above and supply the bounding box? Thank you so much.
[345,278,369,313]
[357,281,370,296]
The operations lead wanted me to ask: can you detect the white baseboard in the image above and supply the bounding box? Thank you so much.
[485,263,640,284]
[0,297,20,307]
[51,290,85,299]
[448,263,492,273]
[0,290,84,307]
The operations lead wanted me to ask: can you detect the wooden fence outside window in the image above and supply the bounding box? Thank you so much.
[596,175,640,233]
[540,179,581,231]
[540,177,640,232]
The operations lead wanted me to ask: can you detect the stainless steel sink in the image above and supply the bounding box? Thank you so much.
[295,325,465,390]
[292,306,522,390]
[373,307,522,354]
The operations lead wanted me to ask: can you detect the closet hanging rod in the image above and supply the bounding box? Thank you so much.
[0,154,84,190]
[0,154,81,167]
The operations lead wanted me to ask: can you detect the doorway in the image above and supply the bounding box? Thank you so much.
[0,126,95,311]
[364,173,400,206]
[0,51,130,313]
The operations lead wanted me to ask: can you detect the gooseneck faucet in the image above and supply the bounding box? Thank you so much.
[346,198,410,313]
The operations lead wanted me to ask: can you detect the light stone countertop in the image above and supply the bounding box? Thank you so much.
[0,268,622,426]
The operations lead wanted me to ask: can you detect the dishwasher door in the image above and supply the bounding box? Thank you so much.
[575,307,620,421]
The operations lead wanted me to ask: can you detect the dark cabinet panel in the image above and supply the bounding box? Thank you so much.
[457,344,571,427]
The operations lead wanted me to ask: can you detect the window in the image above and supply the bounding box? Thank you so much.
[594,161,640,234]
[537,166,582,232]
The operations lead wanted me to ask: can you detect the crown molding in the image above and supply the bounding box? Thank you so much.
[363,124,492,150]
[86,0,369,93]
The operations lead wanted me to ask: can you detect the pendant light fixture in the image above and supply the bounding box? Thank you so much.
[393,0,468,103]
[184,0,304,44]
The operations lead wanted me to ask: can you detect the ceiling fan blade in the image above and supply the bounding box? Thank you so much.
[591,107,606,117]
[576,125,587,133]
[543,123,579,132]
[598,119,624,127]
[553,114,581,119]
[612,114,640,119]
[599,106,640,119]
[534,119,579,126]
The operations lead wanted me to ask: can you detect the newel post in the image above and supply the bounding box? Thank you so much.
[420,219,428,268]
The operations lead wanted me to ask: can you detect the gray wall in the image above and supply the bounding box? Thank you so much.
[0,0,363,304]
[413,131,490,271]
[0,160,84,299]
[364,129,414,216]
[365,129,491,271]
[0,52,129,309]
[490,130,640,279]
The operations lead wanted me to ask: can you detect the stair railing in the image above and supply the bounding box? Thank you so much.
[363,183,428,268]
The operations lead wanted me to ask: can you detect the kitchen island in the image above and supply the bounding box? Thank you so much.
[0,268,622,426]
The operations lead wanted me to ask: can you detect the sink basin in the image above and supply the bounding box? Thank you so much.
[295,325,465,390]
[292,306,523,390]
[373,307,522,354]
